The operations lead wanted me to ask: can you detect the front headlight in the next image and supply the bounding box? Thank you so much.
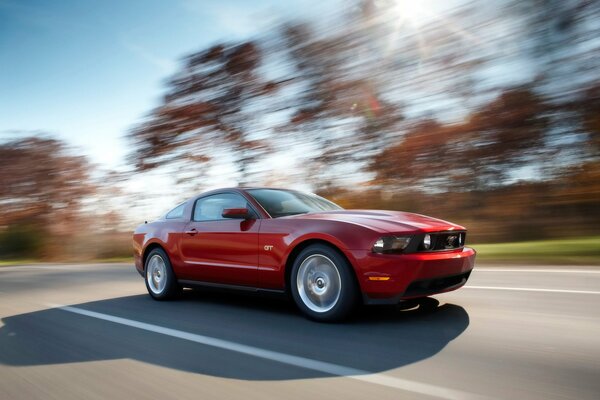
[372,236,412,254]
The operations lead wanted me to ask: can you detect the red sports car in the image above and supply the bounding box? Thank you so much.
[133,188,475,321]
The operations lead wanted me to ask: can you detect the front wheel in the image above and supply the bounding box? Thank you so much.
[144,248,180,300]
[290,244,359,322]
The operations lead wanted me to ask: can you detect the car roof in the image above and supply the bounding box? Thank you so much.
[192,187,298,198]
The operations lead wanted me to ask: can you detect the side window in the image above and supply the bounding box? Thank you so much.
[193,193,253,222]
[165,203,186,219]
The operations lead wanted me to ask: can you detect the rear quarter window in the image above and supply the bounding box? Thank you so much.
[165,203,186,219]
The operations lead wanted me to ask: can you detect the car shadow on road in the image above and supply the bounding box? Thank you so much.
[0,290,469,380]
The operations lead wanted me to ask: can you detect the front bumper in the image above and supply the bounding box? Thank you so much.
[348,247,476,304]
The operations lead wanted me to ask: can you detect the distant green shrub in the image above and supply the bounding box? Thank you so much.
[0,224,45,259]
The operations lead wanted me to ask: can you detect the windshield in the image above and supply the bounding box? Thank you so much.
[247,189,343,218]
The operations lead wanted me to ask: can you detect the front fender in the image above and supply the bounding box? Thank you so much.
[283,232,360,271]
[257,219,378,290]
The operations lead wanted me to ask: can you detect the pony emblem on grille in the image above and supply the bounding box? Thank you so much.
[446,235,458,247]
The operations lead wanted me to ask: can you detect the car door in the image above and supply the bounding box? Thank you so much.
[178,192,260,287]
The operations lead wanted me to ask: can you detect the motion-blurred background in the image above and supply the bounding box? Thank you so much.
[1,0,599,264]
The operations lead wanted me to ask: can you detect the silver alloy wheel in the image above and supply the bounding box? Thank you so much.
[296,254,342,313]
[146,254,167,295]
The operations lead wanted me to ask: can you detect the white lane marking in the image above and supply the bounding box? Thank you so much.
[464,286,600,295]
[476,268,600,274]
[48,304,487,400]
[0,265,97,272]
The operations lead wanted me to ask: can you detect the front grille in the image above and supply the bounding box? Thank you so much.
[420,231,466,251]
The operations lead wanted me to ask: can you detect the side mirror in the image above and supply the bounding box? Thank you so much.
[222,208,251,219]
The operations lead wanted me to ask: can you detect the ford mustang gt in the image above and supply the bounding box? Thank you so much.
[133,188,475,321]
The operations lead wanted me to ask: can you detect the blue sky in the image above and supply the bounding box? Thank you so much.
[0,0,339,169]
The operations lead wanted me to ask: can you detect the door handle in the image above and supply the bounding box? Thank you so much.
[185,228,198,236]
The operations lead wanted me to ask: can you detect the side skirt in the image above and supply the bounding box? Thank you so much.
[178,279,286,296]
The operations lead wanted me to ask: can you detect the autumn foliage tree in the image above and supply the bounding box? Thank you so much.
[0,136,95,258]
[371,86,549,192]
[129,41,289,184]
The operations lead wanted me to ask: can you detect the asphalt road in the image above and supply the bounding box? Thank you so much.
[0,263,599,400]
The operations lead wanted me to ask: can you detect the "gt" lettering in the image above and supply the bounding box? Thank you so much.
[264,245,274,251]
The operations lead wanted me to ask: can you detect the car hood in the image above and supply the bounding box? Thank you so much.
[286,210,465,233]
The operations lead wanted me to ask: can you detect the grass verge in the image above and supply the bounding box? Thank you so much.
[473,237,600,265]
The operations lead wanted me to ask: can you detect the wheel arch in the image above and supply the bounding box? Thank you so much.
[283,238,360,294]
[142,242,167,271]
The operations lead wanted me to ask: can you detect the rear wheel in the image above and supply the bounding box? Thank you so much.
[144,248,180,300]
[290,244,358,322]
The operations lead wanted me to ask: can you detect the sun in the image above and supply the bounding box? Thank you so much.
[390,0,431,27]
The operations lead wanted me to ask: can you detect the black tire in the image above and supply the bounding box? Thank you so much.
[290,244,359,322]
[144,247,180,300]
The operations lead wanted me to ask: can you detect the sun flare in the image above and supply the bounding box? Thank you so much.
[391,0,430,27]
